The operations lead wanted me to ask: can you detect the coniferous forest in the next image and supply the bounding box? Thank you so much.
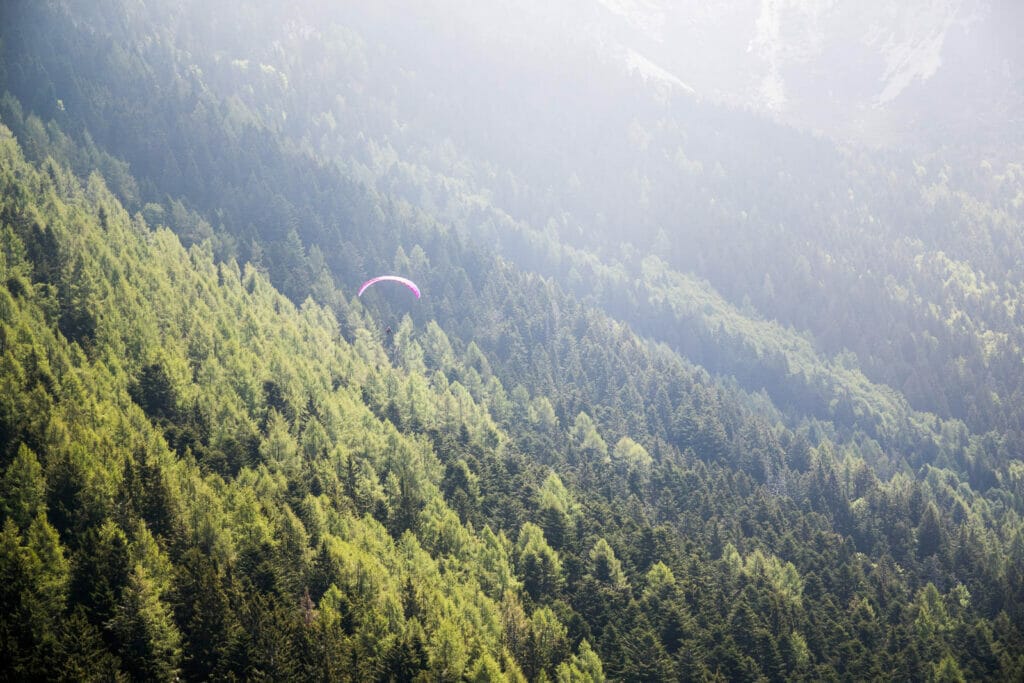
[2,1,1024,680]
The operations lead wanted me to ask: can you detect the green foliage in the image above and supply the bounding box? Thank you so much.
[1,3,1024,678]
[571,412,608,463]
[516,522,564,602]
[587,538,627,589]
[0,129,564,679]
[556,639,605,682]
[108,564,182,681]
[1,443,45,528]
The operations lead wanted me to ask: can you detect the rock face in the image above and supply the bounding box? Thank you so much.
[589,0,1023,146]
[331,0,1021,149]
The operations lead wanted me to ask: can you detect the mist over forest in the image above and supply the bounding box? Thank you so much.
[1,1,1023,680]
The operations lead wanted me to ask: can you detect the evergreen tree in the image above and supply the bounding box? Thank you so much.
[1,443,46,529]
[108,565,182,682]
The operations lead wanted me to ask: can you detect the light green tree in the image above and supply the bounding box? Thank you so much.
[108,564,182,682]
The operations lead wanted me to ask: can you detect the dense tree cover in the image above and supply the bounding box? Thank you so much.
[6,0,1024,442]
[1,118,1022,682]
[2,0,1024,680]
[0,132,556,679]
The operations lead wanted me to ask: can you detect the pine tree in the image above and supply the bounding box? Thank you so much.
[917,502,945,560]
[556,639,605,682]
[517,523,564,601]
[0,443,46,529]
[108,564,182,681]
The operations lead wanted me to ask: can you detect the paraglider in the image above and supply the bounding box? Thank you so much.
[358,276,418,357]
[357,275,421,299]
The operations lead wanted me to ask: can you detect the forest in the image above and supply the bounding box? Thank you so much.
[2,0,1024,680]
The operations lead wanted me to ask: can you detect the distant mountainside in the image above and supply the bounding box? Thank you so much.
[588,0,1024,147]
[2,1,1024,680]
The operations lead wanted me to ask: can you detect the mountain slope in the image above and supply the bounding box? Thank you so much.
[0,127,565,680]
[590,0,1024,147]
[7,0,1024,442]
[3,0,1024,680]
[4,112,1022,679]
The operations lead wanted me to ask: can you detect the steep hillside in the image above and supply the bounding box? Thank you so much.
[2,1,1024,680]
[0,126,565,679]
[6,0,1024,441]
[3,103,1022,681]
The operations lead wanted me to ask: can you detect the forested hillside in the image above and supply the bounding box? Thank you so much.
[2,1,1024,680]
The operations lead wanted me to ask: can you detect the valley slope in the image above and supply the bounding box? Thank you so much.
[2,1,1024,680]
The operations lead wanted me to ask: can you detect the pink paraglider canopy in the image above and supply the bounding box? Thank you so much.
[357,275,421,299]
